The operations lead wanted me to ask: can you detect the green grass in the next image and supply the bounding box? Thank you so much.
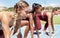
[53,15,60,24]
[41,15,60,24]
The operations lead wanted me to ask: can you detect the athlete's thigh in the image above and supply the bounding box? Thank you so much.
[21,20,29,27]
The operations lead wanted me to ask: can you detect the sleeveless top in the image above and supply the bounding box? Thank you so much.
[40,11,48,21]
[40,11,53,25]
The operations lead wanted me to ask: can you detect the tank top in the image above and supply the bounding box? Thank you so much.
[40,11,48,21]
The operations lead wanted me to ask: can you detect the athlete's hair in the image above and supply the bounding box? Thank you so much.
[31,3,42,14]
[14,1,29,13]
[52,8,58,12]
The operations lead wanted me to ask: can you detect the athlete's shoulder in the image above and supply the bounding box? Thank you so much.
[46,12,52,16]
[46,12,52,18]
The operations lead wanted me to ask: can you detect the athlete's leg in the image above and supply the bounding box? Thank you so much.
[43,22,48,32]
[34,14,41,30]
[24,13,34,38]
[1,14,11,38]
[0,30,4,38]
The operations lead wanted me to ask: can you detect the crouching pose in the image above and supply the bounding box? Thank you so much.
[24,3,59,38]
[0,1,34,38]
[32,3,58,38]
[13,1,34,38]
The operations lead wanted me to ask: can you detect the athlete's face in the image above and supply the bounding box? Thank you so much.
[54,10,58,15]
[24,6,30,12]
[37,6,42,13]
[17,6,29,14]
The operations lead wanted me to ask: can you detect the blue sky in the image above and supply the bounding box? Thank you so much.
[0,0,60,7]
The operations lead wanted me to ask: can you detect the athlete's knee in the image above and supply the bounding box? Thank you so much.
[36,14,41,17]
[37,26,41,30]
[34,25,41,30]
